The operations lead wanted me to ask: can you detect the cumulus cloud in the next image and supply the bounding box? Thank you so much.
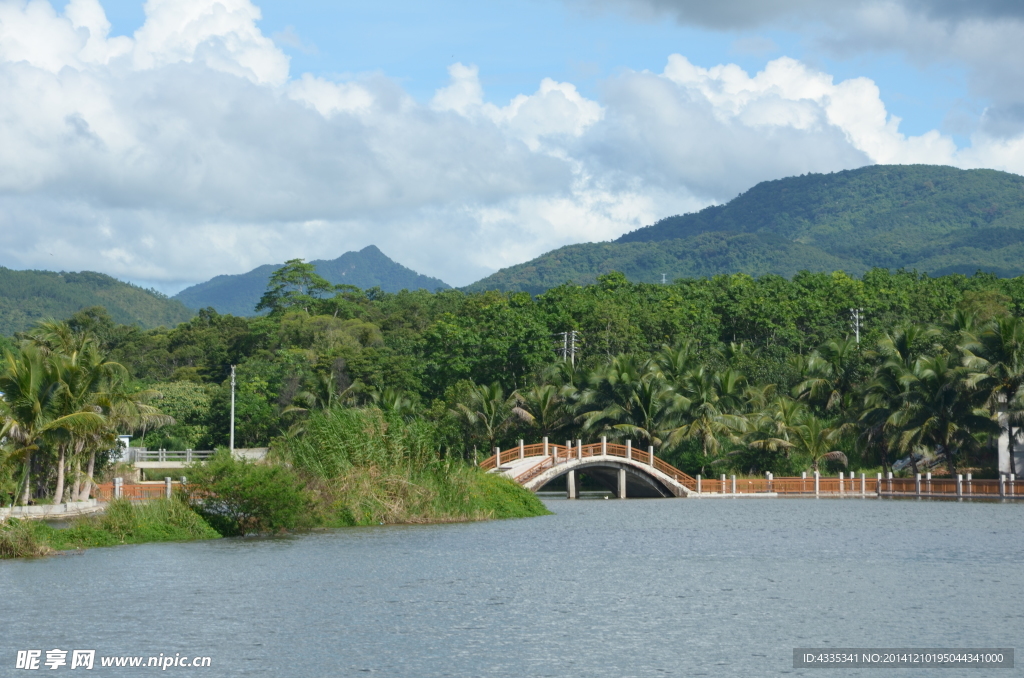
[0,0,1021,291]
[579,0,1024,135]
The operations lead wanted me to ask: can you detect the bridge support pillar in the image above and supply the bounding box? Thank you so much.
[567,469,578,500]
[618,467,626,499]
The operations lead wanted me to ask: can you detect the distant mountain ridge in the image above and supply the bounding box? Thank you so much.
[466,164,1024,294]
[0,268,194,336]
[174,245,450,316]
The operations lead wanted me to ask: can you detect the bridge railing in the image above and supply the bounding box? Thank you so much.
[483,440,697,488]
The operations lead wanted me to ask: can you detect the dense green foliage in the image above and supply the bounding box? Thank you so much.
[24,266,1019,480]
[0,498,219,558]
[184,453,313,536]
[174,245,450,316]
[469,165,1024,293]
[0,268,194,335]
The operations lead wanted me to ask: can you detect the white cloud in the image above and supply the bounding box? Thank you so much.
[0,0,1022,292]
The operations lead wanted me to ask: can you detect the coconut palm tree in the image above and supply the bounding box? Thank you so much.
[0,345,103,505]
[580,355,681,450]
[963,315,1024,477]
[454,382,519,456]
[667,365,748,473]
[891,353,997,476]
[511,383,578,440]
[789,413,847,473]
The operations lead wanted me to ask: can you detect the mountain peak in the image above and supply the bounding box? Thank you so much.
[174,247,450,316]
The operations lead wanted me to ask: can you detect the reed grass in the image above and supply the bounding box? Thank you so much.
[0,498,219,558]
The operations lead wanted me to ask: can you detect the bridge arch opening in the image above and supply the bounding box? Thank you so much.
[536,463,674,498]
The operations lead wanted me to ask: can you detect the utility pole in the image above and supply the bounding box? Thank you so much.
[229,365,236,454]
[661,273,667,284]
[850,308,863,344]
[556,330,581,366]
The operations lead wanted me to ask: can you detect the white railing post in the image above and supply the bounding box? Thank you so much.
[648,446,655,466]
[814,471,820,497]
[626,440,632,460]
[543,437,548,457]
[1011,473,1016,497]
[720,474,726,494]
[999,473,1006,498]
[839,471,844,495]
[802,471,807,494]
[731,475,737,495]
[165,477,172,499]
[601,436,607,456]
[887,471,893,494]
[915,473,921,497]
[876,473,882,497]
[966,472,972,495]
[519,440,525,460]
[697,474,702,494]
[114,477,123,499]
[956,474,963,498]
[577,440,582,460]
[495,447,501,468]
[860,473,866,497]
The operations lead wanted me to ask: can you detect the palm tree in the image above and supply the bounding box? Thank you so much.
[792,336,860,413]
[454,382,519,455]
[511,383,577,440]
[891,353,996,476]
[667,365,748,473]
[789,413,847,473]
[0,345,102,505]
[580,355,681,450]
[858,325,942,475]
[963,315,1024,477]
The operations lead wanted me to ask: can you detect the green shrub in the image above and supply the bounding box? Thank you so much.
[185,452,312,536]
[0,520,51,558]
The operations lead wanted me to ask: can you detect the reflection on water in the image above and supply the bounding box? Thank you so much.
[2,498,1021,677]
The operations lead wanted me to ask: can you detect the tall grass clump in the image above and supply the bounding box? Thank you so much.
[0,520,52,558]
[0,498,219,559]
[276,407,548,526]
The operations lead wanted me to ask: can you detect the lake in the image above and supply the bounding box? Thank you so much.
[2,497,1021,676]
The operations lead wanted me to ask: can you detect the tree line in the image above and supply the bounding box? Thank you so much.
[4,262,1024,504]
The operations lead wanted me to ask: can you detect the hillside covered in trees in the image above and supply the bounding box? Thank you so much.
[174,245,450,316]
[0,268,194,335]
[468,165,1024,293]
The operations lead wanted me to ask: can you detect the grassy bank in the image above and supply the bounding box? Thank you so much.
[1,408,550,558]
[0,498,219,558]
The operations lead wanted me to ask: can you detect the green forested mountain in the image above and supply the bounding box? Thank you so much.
[174,245,450,316]
[467,165,1024,293]
[0,268,194,335]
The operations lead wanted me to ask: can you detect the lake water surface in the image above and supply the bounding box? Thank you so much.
[2,497,1021,677]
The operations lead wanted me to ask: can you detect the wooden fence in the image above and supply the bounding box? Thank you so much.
[93,480,184,502]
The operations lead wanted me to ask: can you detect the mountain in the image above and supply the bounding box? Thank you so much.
[174,245,451,316]
[0,268,195,336]
[466,165,1024,293]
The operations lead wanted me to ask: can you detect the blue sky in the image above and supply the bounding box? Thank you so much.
[3,0,1023,290]
[87,0,970,138]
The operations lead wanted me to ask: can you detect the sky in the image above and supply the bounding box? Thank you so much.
[2,0,1024,292]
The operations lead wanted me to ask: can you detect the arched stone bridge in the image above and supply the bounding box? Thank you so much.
[481,439,698,498]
